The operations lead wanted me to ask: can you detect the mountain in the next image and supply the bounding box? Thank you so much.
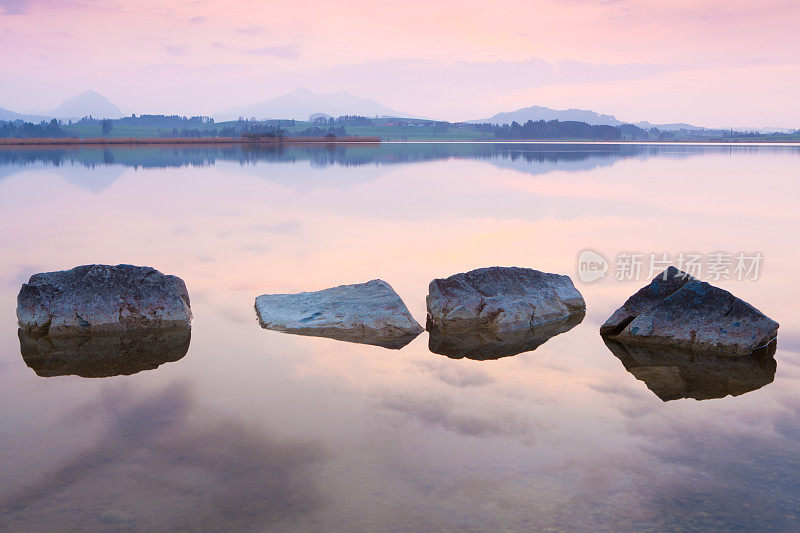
[730,126,796,134]
[0,106,24,121]
[470,105,719,131]
[635,121,704,131]
[470,105,623,126]
[216,88,412,121]
[0,106,51,122]
[49,90,125,120]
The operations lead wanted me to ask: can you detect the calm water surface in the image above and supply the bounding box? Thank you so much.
[0,143,799,531]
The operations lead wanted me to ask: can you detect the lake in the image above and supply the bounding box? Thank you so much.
[0,142,798,531]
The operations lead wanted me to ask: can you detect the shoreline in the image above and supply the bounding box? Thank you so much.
[0,136,381,146]
[381,140,800,147]
[1,137,799,147]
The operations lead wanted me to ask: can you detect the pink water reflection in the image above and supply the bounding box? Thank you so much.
[0,144,798,530]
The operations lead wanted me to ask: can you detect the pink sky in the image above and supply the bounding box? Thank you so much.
[1,0,799,127]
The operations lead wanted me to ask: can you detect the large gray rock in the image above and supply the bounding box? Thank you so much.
[255,279,423,349]
[19,329,191,378]
[426,266,585,334]
[600,266,695,335]
[601,267,778,355]
[603,338,776,401]
[17,264,192,336]
[429,311,584,360]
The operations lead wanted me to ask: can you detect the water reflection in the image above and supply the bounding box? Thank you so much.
[2,143,786,191]
[0,384,327,530]
[1,143,800,530]
[603,338,777,401]
[0,143,643,170]
[18,328,191,378]
[260,327,421,350]
[429,311,584,360]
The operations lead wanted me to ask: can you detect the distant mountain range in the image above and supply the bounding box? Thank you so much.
[470,105,624,127]
[215,87,413,121]
[1,88,794,133]
[469,106,715,131]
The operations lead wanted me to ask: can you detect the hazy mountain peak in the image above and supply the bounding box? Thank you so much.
[216,88,412,121]
[0,105,50,122]
[0,106,24,121]
[50,90,125,120]
[471,105,623,126]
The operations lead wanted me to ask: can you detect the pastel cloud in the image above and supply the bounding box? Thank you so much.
[0,0,798,126]
[0,0,30,14]
[243,45,299,59]
[164,45,186,55]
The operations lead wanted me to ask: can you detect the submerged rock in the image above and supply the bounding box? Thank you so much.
[19,328,191,378]
[255,279,423,349]
[601,267,778,355]
[429,311,584,360]
[17,264,192,336]
[603,337,776,401]
[426,266,585,334]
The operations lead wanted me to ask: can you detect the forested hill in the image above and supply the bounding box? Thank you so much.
[475,120,621,140]
[1,114,798,142]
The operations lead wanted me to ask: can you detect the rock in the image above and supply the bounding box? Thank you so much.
[600,266,696,335]
[18,328,191,378]
[17,264,192,336]
[430,311,584,360]
[255,279,423,349]
[603,338,776,401]
[426,266,585,335]
[601,267,778,355]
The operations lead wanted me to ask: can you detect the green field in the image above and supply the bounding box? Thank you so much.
[50,119,800,143]
[60,120,495,141]
[285,123,492,141]
[61,123,191,138]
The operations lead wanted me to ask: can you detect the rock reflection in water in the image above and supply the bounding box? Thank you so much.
[603,338,777,401]
[18,328,191,378]
[429,312,585,360]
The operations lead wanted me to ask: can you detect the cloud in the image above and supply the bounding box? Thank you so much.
[623,406,800,529]
[414,360,496,388]
[0,0,31,14]
[243,45,299,59]
[247,221,303,234]
[588,382,650,401]
[377,390,533,439]
[300,56,669,91]
[0,383,328,529]
[235,24,267,35]
[164,45,187,55]
[3,0,800,126]
[208,41,299,60]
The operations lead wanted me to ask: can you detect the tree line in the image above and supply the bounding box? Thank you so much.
[2,114,798,141]
[0,119,67,138]
[479,120,623,140]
